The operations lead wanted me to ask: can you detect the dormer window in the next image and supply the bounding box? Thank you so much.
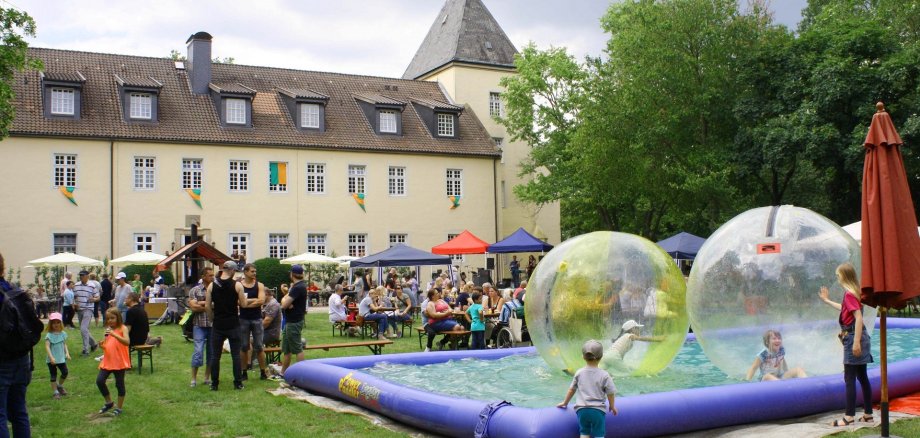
[437,113,454,136]
[410,97,462,139]
[379,110,397,133]
[226,98,246,124]
[301,103,320,128]
[354,94,405,136]
[41,71,86,120]
[209,83,256,128]
[278,88,328,132]
[129,93,152,119]
[115,75,162,123]
[51,88,75,115]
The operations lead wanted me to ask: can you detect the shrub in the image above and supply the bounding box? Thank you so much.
[118,265,175,287]
[253,258,289,291]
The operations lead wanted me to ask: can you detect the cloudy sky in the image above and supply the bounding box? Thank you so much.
[19,0,808,78]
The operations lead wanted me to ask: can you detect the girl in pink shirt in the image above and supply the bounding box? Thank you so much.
[819,262,874,427]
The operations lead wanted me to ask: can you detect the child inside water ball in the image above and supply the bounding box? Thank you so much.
[745,329,807,381]
[600,320,660,370]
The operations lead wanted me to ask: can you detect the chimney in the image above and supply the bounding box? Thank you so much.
[186,31,212,95]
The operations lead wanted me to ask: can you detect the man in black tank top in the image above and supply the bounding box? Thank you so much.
[236,263,267,381]
[206,261,247,391]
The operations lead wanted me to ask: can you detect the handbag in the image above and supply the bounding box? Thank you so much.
[179,310,194,331]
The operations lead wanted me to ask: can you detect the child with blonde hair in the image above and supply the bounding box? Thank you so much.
[820,262,874,426]
[745,329,807,381]
[96,308,131,416]
[45,313,71,399]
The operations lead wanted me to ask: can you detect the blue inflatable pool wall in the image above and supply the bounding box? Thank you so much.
[284,318,920,437]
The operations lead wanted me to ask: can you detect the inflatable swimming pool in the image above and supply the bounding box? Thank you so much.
[284,318,920,437]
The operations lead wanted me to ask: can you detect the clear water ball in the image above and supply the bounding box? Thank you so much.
[687,206,874,378]
[527,231,689,376]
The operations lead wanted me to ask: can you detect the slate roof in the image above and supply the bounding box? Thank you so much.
[402,0,518,80]
[12,47,500,157]
[411,97,463,112]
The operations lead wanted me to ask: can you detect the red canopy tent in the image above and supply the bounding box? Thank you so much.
[431,230,490,254]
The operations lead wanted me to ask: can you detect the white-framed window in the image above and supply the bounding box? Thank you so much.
[437,113,454,136]
[53,233,77,254]
[51,88,75,115]
[229,160,249,192]
[348,165,366,194]
[300,103,320,128]
[348,233,367,257]
[446,169,462,197]
[388,166,405,196]
[182,159,202,190]
[268,233,289,259]
[269,161,288,193]
[307,233,327,256]
[379,110,397,133]
[447,233,464,263]
[133,157,156,190]
[226,98,246,124]
[129,93,152,119]
[389,233,407,247]
[53,154,77,187]
[134,233,156,252]
[489,92,502,117]
[306,163,325,194]
[493,137,504,163]
[229,233,250,259]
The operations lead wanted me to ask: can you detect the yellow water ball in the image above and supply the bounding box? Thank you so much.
[687,206,874,378]
[527,231,689,376]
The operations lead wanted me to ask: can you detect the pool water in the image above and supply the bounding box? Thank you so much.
[362,328,920,408]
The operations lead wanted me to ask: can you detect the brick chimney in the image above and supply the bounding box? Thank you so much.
[186,32,212,95]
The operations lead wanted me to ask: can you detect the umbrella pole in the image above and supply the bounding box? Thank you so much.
[880,304,890,437]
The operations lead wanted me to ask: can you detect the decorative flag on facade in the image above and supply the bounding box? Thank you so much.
[186,189,202,208]
[269,162,287,186]
[59,186,77,206]
[352,192,366,212]
[448,195,461,209]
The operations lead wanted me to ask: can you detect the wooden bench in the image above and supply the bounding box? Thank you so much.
[263,342,281,364]
[415,327,471,350]
[130,345,154,374]
[304,340,394,355]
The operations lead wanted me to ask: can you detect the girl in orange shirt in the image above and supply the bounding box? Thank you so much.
[96,308,131,416]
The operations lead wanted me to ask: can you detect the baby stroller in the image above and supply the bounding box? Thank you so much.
[495,300,529,348]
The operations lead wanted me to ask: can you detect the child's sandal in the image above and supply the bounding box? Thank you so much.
[859,414,874,423]
[831,417,853,427]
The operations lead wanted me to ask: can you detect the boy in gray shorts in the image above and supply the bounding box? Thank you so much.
[557,340,617,438]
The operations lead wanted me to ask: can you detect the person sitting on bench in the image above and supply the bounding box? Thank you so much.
[124,292,162,348]
[424,288,464,352]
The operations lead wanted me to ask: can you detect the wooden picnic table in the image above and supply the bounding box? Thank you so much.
[304,339,393,355]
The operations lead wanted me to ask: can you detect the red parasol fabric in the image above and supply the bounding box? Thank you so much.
[860,102,920,437]
[431,230,490,255]
[860,102,920,307]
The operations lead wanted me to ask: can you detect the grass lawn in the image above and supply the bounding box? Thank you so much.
[24,311,920,437]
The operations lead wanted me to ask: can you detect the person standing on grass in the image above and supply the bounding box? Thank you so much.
[188,267,213,388]
[62,281,76,329]
[110,272,132,321]
[280,265,308,374]
[96,308,131,417]
[123,293,162,348]
[73,270,99,356]
[89,273,103,327]
[236,263,267,381]
[99,273,113,324]
[45,312,71,400]
[206,261,247,391]
[130,274,143,300]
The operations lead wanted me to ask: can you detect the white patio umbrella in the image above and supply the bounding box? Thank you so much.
[26,252,103,268]
[333,255,358,267]
[109,251,167,267]
[842,221,920,244]
[280,252,338,265]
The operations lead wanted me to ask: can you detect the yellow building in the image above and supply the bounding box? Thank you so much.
[0,0,560,284]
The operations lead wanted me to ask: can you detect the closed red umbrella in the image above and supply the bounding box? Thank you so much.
[860,102,920,437]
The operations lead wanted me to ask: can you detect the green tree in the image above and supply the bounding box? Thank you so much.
[168,49,235,64]
[0,7,41,138]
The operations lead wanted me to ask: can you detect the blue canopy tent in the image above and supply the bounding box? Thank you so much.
[487,227,554,253]
[656,231,706,260]
[349,244,454,286]
[487,227,554,287]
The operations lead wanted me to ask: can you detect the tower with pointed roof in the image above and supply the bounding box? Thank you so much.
[406,0,561,263]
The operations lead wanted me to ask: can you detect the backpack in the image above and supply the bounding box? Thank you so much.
[0,284,45,360]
